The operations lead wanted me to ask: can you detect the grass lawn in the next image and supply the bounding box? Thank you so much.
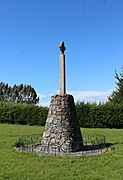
[0,124,123,180]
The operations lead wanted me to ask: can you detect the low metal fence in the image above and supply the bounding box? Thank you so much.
[15,133,107,156]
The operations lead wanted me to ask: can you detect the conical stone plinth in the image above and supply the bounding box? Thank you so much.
[41,94,83,153]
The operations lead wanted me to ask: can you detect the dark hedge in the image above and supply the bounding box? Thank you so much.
[76,102,123,128]
[0,101,123,128]
[0,102,48,126]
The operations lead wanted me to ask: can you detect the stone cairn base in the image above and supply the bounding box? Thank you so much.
[41,94,83,154]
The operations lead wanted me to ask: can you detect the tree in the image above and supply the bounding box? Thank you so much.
[0,82,39,104]
[109,67,123,103]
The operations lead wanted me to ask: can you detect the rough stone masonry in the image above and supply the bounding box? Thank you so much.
[41,41,83,153]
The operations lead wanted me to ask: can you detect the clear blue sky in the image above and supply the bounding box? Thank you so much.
[0,0,123,106]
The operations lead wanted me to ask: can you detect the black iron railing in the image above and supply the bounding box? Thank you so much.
[15,133,107,156]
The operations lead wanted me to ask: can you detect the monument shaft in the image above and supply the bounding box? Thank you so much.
[59,41,66,95]
[60,53,66,95]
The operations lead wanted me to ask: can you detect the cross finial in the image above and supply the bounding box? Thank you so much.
[59,41,66,54]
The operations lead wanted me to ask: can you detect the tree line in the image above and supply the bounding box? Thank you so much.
[108,67,123,102]
[0,82,39,104]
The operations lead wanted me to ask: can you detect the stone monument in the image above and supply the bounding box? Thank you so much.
[41,41,83,153]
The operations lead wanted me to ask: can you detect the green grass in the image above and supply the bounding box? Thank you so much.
[0,124,123,180]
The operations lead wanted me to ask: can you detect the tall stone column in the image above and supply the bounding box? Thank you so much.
[59,41,66,95]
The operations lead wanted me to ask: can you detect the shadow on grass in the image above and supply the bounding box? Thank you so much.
[81,143,113,151]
